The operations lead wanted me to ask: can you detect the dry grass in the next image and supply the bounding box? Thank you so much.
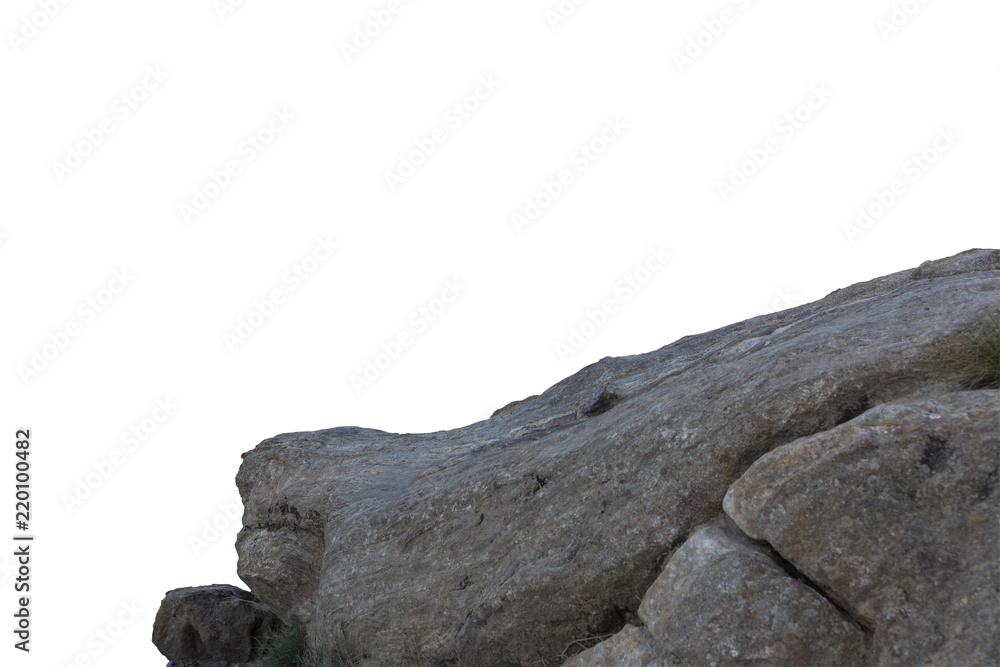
[937,313,1000,390]
[255,619,359,667]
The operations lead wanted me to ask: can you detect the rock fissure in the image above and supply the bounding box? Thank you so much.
[724,388,1000,666]
[756,534,875,636]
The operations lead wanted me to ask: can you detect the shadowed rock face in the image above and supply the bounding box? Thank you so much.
[152,584,279,664]
[233,249,999,665]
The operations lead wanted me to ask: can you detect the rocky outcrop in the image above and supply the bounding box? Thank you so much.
[725,390,1000,666]
[152,585,280,665]
[171,249,998,665]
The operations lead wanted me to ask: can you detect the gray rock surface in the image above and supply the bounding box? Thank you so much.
[638,515,866,666]
[562,623,658,667]
[153,584,279,664]
[724,390,1000,666]
[229,249,999,664]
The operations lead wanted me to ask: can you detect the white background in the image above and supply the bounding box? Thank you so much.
[1,0,997,664]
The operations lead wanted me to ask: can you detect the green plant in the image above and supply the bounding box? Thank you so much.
[260,619,308,667]
[944,313,1000,390]
[255,620,360,667]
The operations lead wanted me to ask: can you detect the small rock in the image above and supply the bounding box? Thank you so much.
[153,584,280,664]
[580,384,620,417]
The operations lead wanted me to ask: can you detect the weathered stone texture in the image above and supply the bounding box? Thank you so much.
[152,584,279,664]
[725,390,1000,666]
[638,516,867,665]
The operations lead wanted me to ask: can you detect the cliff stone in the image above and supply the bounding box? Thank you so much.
[213,248,999,665]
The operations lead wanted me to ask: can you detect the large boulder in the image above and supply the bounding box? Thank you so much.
[637,515,867,665]
[563,388,999,666]
[231,249,998,664]
[152,584,280,664]
[724,390,1000,665]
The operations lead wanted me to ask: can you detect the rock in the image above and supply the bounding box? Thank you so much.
[637,515,866,665]
[580,383,621,417]
[152,584,280,664]
[230,249,998,664]
[562,624,658,667]
[491,394,539,418]
[724,390,1000,666]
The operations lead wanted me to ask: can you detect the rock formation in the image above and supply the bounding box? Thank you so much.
[156,248,999,666]
[152,584,279,665]
[724,390,999,666]
[570,389,999,666]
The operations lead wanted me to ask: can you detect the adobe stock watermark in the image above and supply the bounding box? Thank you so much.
[671,0,755,73]
[7,0,73,54]
[61,398,179,514]
[511,116,627,234]
[51,65,168,183]
[350,279,467,394]
[384,75,500,192]
[340,0,418,63]
[716,84,833,202]
[0,554,17,587]
[189,497,242,556]
[555,245,671,362]
[877,0,931,40]
[843,125,958,244]
[768,286,802,314]
[178,106,295,223]
[224,235,339,351]
[57,601,143,667]
[16,268,134,386]
[213,0,250,20]
[545,0,592,31]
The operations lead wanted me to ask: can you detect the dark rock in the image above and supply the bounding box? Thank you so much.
[152,584,279,664]
[580,383,620,417]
